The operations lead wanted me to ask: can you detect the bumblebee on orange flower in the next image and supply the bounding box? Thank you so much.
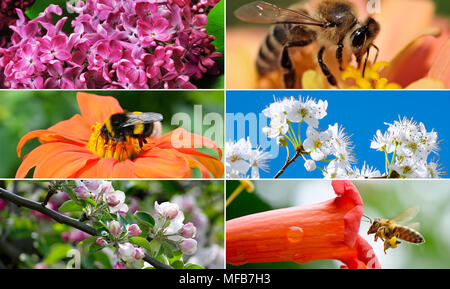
[16,92,224,179]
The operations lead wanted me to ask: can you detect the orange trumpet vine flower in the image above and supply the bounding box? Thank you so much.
[16,92,223,178]
[226,180,381,269]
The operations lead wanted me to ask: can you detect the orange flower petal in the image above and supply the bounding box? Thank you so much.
[405,77,446,89]
[112,160,140,178]
[427,38,450,87]
[47,114,91,143]
[192,155,224,178]
[374,0,435,62]
[131,148,191,178]
[17,130,58,158]
[16,142,95,178]
[76,92,124,125]
[154,128,223,160]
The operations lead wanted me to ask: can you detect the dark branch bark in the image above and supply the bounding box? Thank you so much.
[274,149,303,178]
[0,187,173,269]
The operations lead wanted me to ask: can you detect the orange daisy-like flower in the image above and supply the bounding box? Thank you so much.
[226,180,381,269]
[16,92,224,178]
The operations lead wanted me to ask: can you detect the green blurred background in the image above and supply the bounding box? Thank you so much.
[227,0,450,26]
[226,180,450,269]
[0,90,224,178]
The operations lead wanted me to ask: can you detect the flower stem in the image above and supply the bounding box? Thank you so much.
[274,149,302,178]
[226,183,245,207]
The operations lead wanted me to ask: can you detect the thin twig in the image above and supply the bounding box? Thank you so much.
[274,149,303,179]
[0,187,173,269]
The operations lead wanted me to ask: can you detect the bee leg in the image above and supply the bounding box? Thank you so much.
[318,46,338,86]
[336,40,344,71]
[371,44,379,64]
[362,47,371,77]
[281,45,296,89]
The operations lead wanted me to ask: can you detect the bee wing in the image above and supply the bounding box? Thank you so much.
[405,222,421,231]
[392,206,420,224]
[120,112,163,128]
[234,1,325,26]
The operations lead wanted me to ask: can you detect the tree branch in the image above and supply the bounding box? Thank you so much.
[0,187,173,269]
[274,149,303,178]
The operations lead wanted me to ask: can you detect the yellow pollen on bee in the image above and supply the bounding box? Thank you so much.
[341,61,402,89]
[86,122,142,162]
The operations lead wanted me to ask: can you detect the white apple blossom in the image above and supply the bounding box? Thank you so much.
[226,138,270,178]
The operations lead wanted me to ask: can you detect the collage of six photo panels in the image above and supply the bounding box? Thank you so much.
[0,0,449,273]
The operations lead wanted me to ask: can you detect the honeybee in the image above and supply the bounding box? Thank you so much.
[234,0,380,88]
[100,112,163,149]
[366,206,425,254]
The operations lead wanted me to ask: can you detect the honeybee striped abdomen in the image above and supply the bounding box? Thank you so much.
[256,23,317,75]
[394,225,425,244]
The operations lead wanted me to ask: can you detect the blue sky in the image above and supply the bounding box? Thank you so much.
[226,90,450,178]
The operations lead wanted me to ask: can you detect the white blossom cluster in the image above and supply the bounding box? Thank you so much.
[225,137,270,178]
[261,96,358,178]
[370,117,443,178]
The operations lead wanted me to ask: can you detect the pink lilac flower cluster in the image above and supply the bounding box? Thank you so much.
[0,0,35,47]
[0,0,222,89]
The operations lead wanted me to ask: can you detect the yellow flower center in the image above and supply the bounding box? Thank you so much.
[341,61,402,89]
[86,122,142,161]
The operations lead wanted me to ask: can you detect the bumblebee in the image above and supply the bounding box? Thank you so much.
[100,112,163,149]
[366,206,425,254]
[234,0,380,88]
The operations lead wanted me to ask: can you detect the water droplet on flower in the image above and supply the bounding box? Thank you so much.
[286,226,304,243]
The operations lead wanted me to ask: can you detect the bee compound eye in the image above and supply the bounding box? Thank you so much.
[351,29,366,48]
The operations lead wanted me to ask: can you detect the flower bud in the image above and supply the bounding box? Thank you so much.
[108,220,122,236]
[0,199,7,211]
[74,186,90,199]
[83,180,103,191]
[127,224,142,237]
[304,159,317,172]
[107,194,121,207]
[113,262,127,269]
[181,222,196,239]
[96,237,107,246]
[155,201,180,219]
[34,263,48,269]
[134,247,145,260]
[276,136,287,147]
[180,238,197,255]
[118,243,137,263]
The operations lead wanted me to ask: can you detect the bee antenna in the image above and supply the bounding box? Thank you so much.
[362,214,372,223]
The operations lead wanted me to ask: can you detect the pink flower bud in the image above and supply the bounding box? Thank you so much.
[34,263,48,269]
[181,222,196,239]
[134,247,145,260]
[113,262,127,269]
[180,238,197,255]
[74,186,90,199]
[118,243,137,263]
[83,180,103,191]
[107,194,120,207]
[0,199,7,211]
[127,224,142,237]
[155,201,180,219]
[61,232,70,242]
[96,237,107,246]
[108,220,122,235]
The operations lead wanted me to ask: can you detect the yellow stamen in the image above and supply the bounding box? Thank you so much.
[86,122,142,162]
[342,61,402,89]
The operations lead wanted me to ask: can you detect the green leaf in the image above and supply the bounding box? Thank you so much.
[93,251,112,269]
[196,146,220,160]
[184,263,204,269]
[43,244,72,266]
[206,0,224,56]
[134,211,155,226]
[81,198,97,208]
[130,237,152,252]
[148,239,162,256]
[189,167,203,178]
[58,200,84,213]
[88,243,103,254]
[172,260,185,269]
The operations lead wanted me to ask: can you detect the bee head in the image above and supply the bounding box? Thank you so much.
[350,17,380,60]
[367,217,381,234]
